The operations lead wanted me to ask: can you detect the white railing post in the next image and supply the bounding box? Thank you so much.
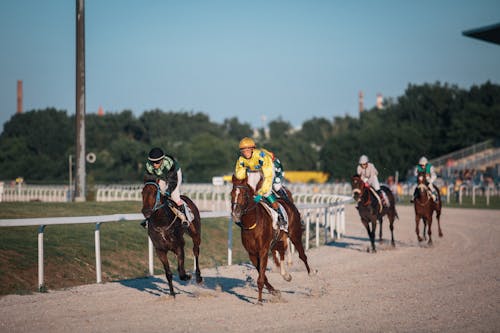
[38,225,46,291]
[148,237,154,276]
[227,218,233,266]
[95,223,102,283]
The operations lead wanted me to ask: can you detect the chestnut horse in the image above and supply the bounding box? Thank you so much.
[141,181,202,297]
[351,175,398,252]
[414,171,443,244]
[231,175,311,303]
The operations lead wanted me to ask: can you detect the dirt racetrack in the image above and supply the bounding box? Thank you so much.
[1,205,499,333]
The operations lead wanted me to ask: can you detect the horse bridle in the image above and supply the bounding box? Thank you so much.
[416,176,431,206]
[143,181,167,215]
[231,184,258,230]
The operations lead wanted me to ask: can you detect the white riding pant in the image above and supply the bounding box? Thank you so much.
[158,169,183,205]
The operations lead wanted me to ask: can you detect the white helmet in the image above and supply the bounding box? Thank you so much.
[359,155,369,164]
[419,156,428,165]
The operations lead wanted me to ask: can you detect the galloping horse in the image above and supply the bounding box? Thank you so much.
[231,175,311,303]
[141,180,202,297]
[351,175,398,252]
[414,171,443,244]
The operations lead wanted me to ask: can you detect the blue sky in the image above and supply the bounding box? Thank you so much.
[0,0,499,133]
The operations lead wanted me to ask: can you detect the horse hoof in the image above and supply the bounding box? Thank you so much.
[196,276,203,284]
[439,233,443,237]
[271,290,281,297]
[417,237,423,242]
[282,274,292,282]
[180,274,191,281]
[391,241,396,247]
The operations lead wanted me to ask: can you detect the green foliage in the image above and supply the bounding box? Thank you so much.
[0,81,498,184]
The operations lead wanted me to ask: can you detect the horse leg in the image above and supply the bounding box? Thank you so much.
[288,229,311,274]
[174,245,191,281]
[415,215,423,242]
[436,206,443,237]
[427,215,433,245]
[278,239,292,282]
[190,228,203,283]
[378,217,384,243]
[363,219,376,253]
[389,216,395,247]
[156,249,175,297]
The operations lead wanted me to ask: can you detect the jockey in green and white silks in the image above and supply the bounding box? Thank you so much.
[143,147,189,225]
[412,156,439,202]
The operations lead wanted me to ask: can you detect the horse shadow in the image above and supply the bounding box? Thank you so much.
[326,235,409,251]
[118,272,257,303]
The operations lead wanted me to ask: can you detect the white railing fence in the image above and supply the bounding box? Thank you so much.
[0,189,351,292]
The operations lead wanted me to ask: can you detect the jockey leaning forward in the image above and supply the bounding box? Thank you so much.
[357,154,388,207]
[234,137,287,228]
[412,156,439,203]
[142,147,189,227]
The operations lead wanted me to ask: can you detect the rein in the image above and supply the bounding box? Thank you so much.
[143,182,179,234]
[144,181,167,213]
[415,183,431,206]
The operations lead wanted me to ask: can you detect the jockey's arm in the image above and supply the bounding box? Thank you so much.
[234,157,247,180]
[164,169,178,195]
[256,155,274,197]
[428,166,437,184]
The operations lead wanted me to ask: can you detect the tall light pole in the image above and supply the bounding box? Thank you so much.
[75,0,86,201]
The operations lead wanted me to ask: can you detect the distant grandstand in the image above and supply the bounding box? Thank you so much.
[429,139,500,179]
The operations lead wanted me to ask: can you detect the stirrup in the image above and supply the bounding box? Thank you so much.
[140,219,148,229]
[234,221,243,228]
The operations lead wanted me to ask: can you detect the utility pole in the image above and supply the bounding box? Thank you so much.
[17,80,23,114]
[75,0,86,201]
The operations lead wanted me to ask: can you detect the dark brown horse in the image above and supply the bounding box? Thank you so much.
[414,171,443,244]
[231,175,311,303]
[141,181,202,297]
[351,175,398,252]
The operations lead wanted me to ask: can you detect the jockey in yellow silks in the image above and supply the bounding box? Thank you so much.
[234,137,286,227]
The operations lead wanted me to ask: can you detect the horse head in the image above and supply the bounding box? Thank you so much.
[416,171,428,192]
[351,174,366,203]
[231,175,255,223]
[141,180,162,219]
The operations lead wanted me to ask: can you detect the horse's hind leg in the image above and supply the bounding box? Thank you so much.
[436,208,443,237]
[378,217,384,242]
[190,228,203,283]
[288,231,311,274]
[175,245,191,281]
[156,250,175,296]
[389,217,395,247]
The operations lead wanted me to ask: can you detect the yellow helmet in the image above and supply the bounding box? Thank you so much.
[239,137,256,149]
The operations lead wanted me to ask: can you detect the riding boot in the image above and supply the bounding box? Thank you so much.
[271,202,287,229]
[377,190,387,207]
[177,204,189,225]
[278,188,290,202]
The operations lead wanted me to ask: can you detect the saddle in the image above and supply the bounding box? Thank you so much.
[259,202,289,232]
[366,185,387,212]
[166,198,194,226]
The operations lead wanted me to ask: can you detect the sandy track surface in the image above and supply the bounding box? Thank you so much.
[1,205,499,333]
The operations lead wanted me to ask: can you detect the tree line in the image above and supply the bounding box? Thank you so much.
[0,81,498,185]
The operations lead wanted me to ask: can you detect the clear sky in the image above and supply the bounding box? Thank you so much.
[0,0,499,133]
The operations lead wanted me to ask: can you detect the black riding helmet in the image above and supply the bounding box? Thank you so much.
[148,147,165,162]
